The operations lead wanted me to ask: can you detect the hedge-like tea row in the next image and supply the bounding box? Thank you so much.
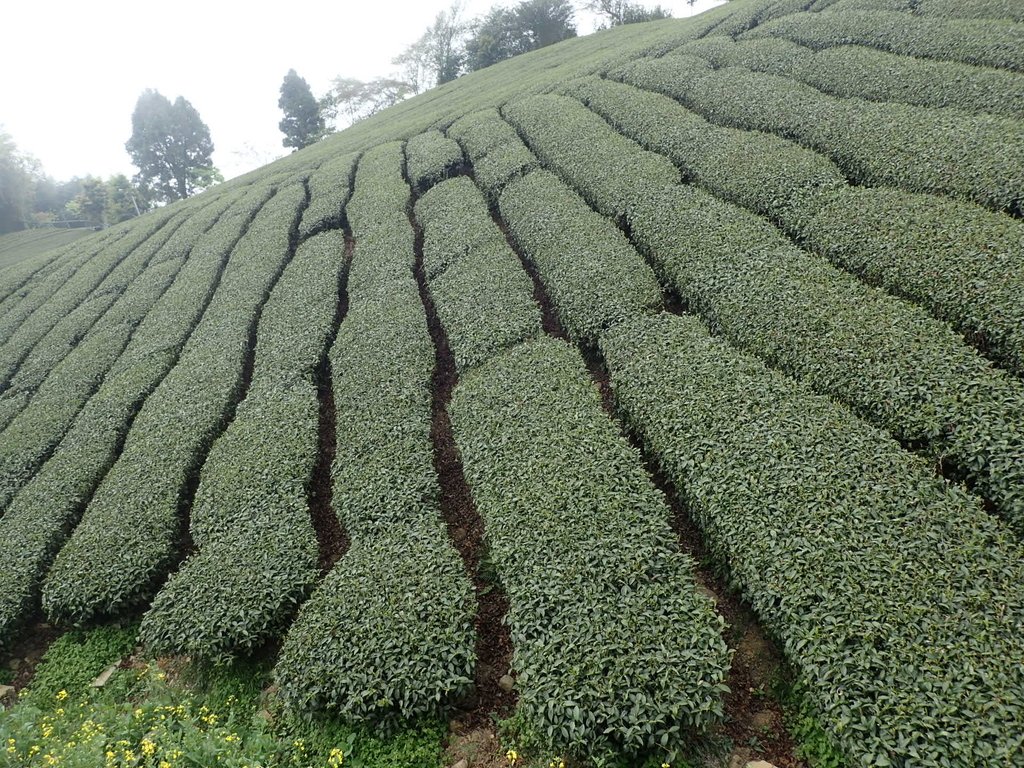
[0,258,186,513]
[0,231,105,307]
[804,187,1024,379]
[447,109,538,205]
[553,79,844,235]
[0,230,125,342]
[745,9,1024,72]
[140,229,347,660]
[414,177,540,371]
[497,169,661,348]
[0,197,237,511]
[298,152,358,239]
[405,129,465,191]
[614,54,1024,213]
[824,0,1024,19]
[0,206,183,389]
[274,142,475,724]
[705,0,817,39]
[576,74,1024,380]
[0,213,187,406]
[628,184,1024,529]
[677,36,1024,119]
[0,184,274,648]
[504,95,679,224]
[917,0,1024,21]
[42,182,308,624]
[450,336,729,758]
[600,312,1024,768]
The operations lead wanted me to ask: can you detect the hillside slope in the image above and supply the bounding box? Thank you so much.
[1,0,1023,765]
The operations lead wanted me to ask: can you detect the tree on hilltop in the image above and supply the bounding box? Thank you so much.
[586,0,671,26]
[464,0,576,72]
[394,3,468,92]
[125,89,220,202]
[278,69,326,151]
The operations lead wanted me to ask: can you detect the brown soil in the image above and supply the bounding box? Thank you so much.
[579,348,801,767]
[309,234,353,573]
[409,202,516,728]
[3,620,63,693]
[491,213,567,341]
[651,461,803,768]
[445,723,509,768]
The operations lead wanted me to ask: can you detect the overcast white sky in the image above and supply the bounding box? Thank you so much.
[1,0,725,182]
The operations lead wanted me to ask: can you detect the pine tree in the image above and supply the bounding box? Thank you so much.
[278,70,326,150]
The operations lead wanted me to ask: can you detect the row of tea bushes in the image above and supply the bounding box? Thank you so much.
[600,312,1024,768]
[450,336,730,758]
[0,184,275,648]
[414,176,540,372]
[42,182,308,624]
[273,142,476,725]
[676,36,1024,118]
[140,229,347,661]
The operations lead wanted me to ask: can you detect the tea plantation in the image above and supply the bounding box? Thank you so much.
[1,0,1023,765]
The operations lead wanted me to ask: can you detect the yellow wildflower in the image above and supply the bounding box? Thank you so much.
[55,690,68,701]
[142,738,157,757]
[327,746,345,767]
[41,724,54,739]
[506,748,519,765]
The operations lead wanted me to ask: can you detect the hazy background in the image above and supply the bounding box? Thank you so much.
[1,0,725,181]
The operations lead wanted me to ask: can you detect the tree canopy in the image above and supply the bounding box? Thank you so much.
[586,0,672,26]
[278,69,326,150]
[125,89,220,202]
[0,129,38,234]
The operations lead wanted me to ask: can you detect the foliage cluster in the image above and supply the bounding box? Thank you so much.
[415,175,540,371]
[600,312,1024,768]
[0,189,271,649]
[746,8,1024,72]
[498,169,661,348]
[804,186,1024,379]
[447,108,538,204]
[0,207,187,508]
[274,143,475,725]
[628,183,1024,531]
[42,182,307,625]
[140,229,347,660]
[677,36,1024,118]
[635,56,1024,213]
[504,94,679,225]
[125,90,220,203]
[299,153,358,239]
[573,70,1024,380]
[279,69,327,151]
[450,337,730,759]
[405,130,465,191]
[569,74,845,234]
